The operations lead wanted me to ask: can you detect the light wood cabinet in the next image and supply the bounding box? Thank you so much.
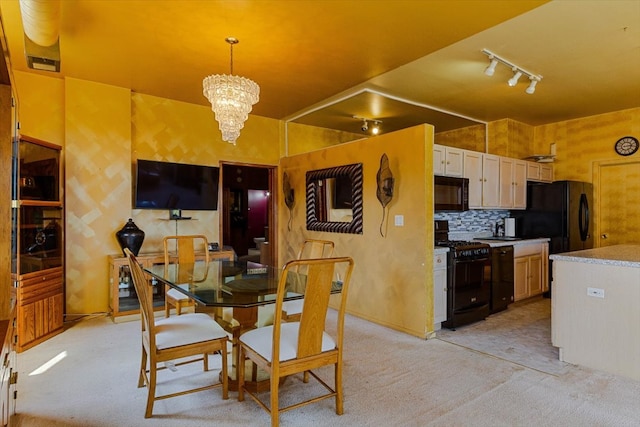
[481,154,500,208]
[513,242,547,301]
[526,161,553,183]
[499,158,527,209]
[433,144,463,177]
[433,252,447,327]
[463,150,483,208]
[108,249,235,319]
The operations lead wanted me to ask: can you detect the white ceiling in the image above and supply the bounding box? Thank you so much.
[1,1,639,136]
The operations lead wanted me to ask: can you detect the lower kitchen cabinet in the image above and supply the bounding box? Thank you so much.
[433,251,447,327]
[16,267,64,352]
[513,242,547,301]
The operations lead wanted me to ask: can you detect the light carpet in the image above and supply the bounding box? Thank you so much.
[14,303,640,427]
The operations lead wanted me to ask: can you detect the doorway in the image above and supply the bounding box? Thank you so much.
[221,163,276,264]
[594,159,640,247]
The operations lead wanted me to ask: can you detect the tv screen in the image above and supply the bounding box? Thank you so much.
[134,159,219,210]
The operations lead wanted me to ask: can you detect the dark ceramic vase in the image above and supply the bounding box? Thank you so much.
[115,218,145,256]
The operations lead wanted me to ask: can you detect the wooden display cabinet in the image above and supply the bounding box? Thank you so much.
[108,248,235,320]
[12,136,64,352]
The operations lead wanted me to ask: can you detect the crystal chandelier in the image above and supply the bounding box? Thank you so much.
[203,37,260,145]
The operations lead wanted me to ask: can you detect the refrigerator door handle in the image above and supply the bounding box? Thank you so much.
[579,193,589,241]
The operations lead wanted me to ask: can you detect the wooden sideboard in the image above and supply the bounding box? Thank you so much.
[0,307,17,425]
[108,249,235,319]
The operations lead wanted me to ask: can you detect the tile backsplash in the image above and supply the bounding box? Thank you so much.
[434,210,510,236]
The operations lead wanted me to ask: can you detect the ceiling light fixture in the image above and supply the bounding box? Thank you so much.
[203,37,260,145]
[482,48,542,94]
[353,115,382,135]
[484,57,499,76]
[525,77,539,94]
[508,70,522,87]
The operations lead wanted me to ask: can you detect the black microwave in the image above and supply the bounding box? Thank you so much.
[434,176,469,211]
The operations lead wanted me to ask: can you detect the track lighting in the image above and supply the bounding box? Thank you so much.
[508,70,522,87]
[482,48,542,94]
[353,115,382,135]
[484,57,498,76]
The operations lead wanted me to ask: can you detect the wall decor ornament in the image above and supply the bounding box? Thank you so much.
[376,153,394,237]
[283,171,295,231]
[115,218,145,256]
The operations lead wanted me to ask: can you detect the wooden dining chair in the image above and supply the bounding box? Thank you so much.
[281,239,335,322]
[125,248,229,418]
[237,256,354,427]
[162,235,210,317]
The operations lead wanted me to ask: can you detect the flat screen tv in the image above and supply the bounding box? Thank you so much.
[134,159,220,210]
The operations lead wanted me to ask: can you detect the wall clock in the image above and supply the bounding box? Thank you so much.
[614,136,638,156]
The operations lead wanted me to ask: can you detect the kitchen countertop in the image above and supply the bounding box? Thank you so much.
[434,246,449,254]
[549,244,640,268]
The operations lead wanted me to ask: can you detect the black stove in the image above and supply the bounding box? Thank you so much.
[435,220,492,330]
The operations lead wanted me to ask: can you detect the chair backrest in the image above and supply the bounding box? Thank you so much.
[163,235,210,265]
[297,239,335,260]
[125,248,157,347]
[273,257,354,361]
[293,239,335,277]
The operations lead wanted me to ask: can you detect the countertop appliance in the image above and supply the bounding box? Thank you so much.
[434,176,469,211]
[510,180,593,295]
[490,245,514,314]
[435,220,491,330]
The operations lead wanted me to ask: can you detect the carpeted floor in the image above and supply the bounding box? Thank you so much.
[13,299,640,426]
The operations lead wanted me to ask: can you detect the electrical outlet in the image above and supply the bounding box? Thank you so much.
[587,287,605,298]
[394,215,404,226]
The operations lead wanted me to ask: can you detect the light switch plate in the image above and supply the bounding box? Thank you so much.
[394,215,404,226]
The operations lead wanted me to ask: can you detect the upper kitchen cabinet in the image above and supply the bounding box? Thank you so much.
[526,162,553,183]
[13,136,64,351]
[433,144,463,177]
[499,158,527,209]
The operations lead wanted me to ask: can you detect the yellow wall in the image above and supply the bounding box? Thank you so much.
[14,73,282,315]
[435,123,486,152]
[280,125,435,338]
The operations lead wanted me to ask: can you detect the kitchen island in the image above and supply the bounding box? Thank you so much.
[550,244,640,380]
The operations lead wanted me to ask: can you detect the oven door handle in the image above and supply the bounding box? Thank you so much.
[452,257,491,264]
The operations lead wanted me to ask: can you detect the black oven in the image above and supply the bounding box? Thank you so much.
[434,176,469,211]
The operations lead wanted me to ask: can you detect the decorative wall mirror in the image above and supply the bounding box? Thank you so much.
[306,163,363,234]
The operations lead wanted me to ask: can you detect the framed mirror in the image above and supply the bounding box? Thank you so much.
[306,163,363,234]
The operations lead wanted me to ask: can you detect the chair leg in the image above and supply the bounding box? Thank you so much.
[165,300,171,318]
[237,345,245,402]
[221,343,229,400]
[270,372,280,427]
[203,352,209,371]
[335,360,343,415]
[138,345,147,388]
[145,361,157,418]
[176,301,182,315]
[303,370,309,383]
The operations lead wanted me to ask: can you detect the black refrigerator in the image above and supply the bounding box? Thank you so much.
[511,180,594,294]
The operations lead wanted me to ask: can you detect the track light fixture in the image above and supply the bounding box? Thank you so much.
[484,57,498,76]
[508,70,522,87]
[482,48,542,94]
[353,115,382,135]
[525,77,539,94]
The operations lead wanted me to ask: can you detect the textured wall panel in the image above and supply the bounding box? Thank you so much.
[65,79,132,315]
[281,125,433,338]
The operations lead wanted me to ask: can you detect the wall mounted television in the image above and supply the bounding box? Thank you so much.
[134,159,220,210]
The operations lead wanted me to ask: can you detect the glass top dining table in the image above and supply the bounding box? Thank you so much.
[145,259,343,309]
